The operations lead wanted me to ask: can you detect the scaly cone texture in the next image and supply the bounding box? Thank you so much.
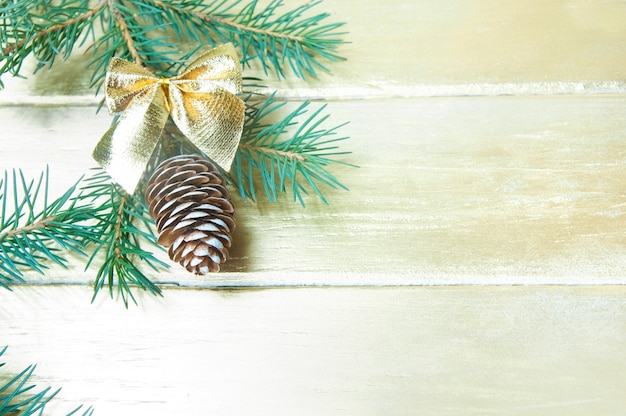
[145,154,235,274]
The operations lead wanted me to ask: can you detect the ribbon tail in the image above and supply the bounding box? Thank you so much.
[93,90,169,193]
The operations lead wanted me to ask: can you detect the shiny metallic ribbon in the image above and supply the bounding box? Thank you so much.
[92,43,245,193]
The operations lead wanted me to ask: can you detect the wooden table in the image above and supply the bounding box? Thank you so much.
[1,1,626,414]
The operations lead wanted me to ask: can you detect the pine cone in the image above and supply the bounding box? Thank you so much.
[145,154,235,274]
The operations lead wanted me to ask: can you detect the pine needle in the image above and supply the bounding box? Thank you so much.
[78,170,166,308]
[229,93,353,205]
[0,0,347,89]
[0,168,99,289]
[0,0,354,305]
[0,346,94,415]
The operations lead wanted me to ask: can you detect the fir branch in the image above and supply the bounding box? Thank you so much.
[146,0,347,78]
[0,1,353,305]
[80,170,166,307]
[156,93,353,205]
[1,0,346,88]
[228,94,353,205]
[0,0,107,88]
[0,166,167,305]
[107,0,143,65]
[0,346,93,416]
[0,168,99,289]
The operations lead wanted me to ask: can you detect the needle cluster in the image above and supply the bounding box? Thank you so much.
[0,168,166,306]
[233,93,352,205]
[0,168,97,288]
[0,0,352,305]
[79,170,166,306]
[159,93,353,206]
[0,346,93,415]
[0,0,347,88]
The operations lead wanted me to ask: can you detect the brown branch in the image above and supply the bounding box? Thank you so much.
[2,44,16,56]
[4,216,52,238]
[107,0,142,65]
[239,143,306,162]
[6,0,107,55]
[149,0,303,43]
[113,192,129,260]
[37,0,107,39]
[201,14,303,43]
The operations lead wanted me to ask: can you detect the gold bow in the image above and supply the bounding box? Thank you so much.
[92,43,245,193]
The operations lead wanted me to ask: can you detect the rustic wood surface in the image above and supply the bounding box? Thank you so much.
[1,0,626,414]
[2,285,626,416]
[1,96,626,285]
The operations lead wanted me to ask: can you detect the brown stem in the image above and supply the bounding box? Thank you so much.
[239,143,306,162]
[107,0,143,65]
[4,217,52,239]
[203,14,303,43]
[149,0,303,43]
[7,0,107,54]
[39,0,107,40]
[2,44,16,55]
[112,192,129,259]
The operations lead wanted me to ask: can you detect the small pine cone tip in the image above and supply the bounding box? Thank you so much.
[146,154,235,275]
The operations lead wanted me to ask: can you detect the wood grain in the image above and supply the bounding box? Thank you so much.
[1,1,625,413]
[2,285,626,416]
[1,0,626,103]
[1,95,625,285]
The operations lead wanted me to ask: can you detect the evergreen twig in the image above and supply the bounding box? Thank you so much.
[0,346,93,416]
[78,170,166,307]
[157,93,353,205]
[0,0,347,89]
[0,168,98,289]
[0,167,167,307]
[0,0,352,305]
[230,93,353,205]
[146,0,347,78]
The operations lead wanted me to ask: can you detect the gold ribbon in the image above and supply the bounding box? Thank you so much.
[92,43,245,193]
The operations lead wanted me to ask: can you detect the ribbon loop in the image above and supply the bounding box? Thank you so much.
[92,43,244,193]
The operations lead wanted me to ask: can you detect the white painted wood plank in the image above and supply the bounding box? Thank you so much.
[2,285,625,415]
[1,96,626,285]
[1,1,624,414]
[2,0,626,103]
